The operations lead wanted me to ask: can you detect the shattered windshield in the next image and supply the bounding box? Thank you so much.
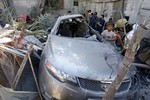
[56,17,102,41]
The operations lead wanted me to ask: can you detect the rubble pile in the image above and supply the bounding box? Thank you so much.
[27,13,57,42]
[0,11,58,51]
[0,7,57,100]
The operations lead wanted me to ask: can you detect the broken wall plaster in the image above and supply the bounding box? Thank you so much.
[0,1,4,10]
[124,0,150,23]
[13,0,40,15]
[64,0,150,23]
[77,0,122,22]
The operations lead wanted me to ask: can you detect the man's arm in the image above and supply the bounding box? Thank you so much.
[116,33,124,49]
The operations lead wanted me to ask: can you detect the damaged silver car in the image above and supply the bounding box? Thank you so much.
[39,14,136,100]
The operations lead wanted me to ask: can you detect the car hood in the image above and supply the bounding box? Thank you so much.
[47,35,130,81]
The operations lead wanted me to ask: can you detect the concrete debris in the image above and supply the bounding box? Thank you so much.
[0,29,43,50]
[0,44,41,100]
[0,7,44,100]
[0,29,15,38]
[0,45,26,57]
[0,85,38,100]
[0,37,13,44]
[24,35,42,47]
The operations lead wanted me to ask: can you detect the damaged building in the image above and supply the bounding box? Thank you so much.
[63,0,150,23]
[1,0,150,23]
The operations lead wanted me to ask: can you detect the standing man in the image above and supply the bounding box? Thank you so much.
[89,12,99,30]
[96,14,105,34]
[87,10,91,23]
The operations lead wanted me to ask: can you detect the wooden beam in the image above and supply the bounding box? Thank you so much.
[12,45,33,89]
[28,53,43,100]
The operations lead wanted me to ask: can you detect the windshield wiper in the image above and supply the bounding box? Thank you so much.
[94,30,103,42]
[89,28,103,42]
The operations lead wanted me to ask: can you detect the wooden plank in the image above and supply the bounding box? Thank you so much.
[12,45,33,89]
[15,55,22,67]
[0,45,26,57]
[28,54,43,100]
[103,25,147,100]
[0,29,14,38]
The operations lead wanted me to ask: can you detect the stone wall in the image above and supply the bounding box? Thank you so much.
[1,0,150,23]
[64,0,122,22]
[124,0,150,23]
[13,0,40,15]
[0,0,4,10]
[63,0,150,23]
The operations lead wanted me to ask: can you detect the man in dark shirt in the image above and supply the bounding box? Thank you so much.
[89,12,98,30]
[96,14,105,34]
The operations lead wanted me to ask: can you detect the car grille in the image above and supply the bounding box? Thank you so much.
[78,77,131,93]
[78,78,104,92]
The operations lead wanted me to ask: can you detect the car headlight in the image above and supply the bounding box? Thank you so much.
[45,60,78,86]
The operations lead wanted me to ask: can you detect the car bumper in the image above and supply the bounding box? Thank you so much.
[39,65,129,100]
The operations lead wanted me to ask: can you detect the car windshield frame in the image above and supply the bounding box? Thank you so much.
[54,15,103,42]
